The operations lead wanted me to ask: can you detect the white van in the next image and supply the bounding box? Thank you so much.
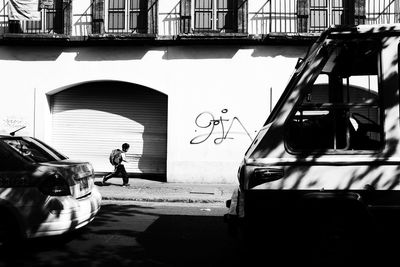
[225,24,400,246]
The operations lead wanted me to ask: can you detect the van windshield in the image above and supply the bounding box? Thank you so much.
[286,40,383,152]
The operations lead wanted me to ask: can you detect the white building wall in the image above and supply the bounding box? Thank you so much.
[0,44,306,183]
[0,0,309,183]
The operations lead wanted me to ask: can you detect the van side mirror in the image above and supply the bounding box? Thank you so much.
[295,58,304,69]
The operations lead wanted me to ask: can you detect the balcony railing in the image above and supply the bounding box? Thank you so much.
[0,0,399,39]
[0,0,72,35]
[248,0,400,35]
[365,0,400,25]
[249,0,297,35]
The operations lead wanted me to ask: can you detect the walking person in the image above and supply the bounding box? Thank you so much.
[102,143,130,187]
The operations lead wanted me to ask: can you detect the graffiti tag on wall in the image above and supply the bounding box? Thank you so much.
[1,117,26,135]
[3,118,24,128]
[190,109,254,145]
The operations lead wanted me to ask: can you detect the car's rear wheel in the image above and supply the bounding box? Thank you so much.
[0,210,20,247]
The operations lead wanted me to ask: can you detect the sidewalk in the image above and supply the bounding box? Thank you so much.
[94,177,237,204]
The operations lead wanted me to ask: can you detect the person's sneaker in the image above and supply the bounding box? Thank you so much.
[102,176,107,185]
[122,183,130,187]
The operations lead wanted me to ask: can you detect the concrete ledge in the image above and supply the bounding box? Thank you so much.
[0,32,319,46]
[1,33,69,43]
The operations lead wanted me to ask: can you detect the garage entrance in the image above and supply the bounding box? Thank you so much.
[50,81,168,179]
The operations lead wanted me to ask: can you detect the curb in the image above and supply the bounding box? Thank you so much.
[101,196,226,203]
[96,179,236,204]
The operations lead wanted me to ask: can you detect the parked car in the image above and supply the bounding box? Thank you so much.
[0,135,101,245]
[225,24,400,247]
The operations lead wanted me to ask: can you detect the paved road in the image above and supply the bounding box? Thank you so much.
[1,200,399,267]
[0,201,241,267]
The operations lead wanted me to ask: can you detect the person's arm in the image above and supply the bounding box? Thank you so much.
[121,152,128,163]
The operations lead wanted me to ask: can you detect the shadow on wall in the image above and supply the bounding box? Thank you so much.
[251,45,308,58]
[0,45,161,61]
[0,44,308,61]
[73,44,308,60]
[50,81,168,181]
[0,46,64,61]
[74,46,165,61]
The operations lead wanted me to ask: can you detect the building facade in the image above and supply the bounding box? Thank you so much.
[0,0,398,183]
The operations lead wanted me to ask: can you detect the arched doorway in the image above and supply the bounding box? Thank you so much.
[50,81,168,180]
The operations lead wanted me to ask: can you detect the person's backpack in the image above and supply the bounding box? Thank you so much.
[109,149,122,166]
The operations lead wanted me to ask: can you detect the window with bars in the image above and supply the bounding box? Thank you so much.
[107,0,147,33]
[297,0,362,33]
[194,0,236,32]
[309,0,350,32]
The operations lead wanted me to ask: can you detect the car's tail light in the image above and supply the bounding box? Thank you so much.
[249,168,284,188]
[39,173,71,196]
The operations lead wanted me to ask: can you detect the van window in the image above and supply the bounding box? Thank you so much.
[286,40,383,152]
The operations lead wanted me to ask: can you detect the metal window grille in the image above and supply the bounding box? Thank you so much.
[129,0,140,30]
[310,0,328,32]
[194,0,236,32]
[45,4,64,33]
[107,0,147,33]
[331,0,345,25]
[194,0,213,31]
[216,0,234,31]
[108,0,125,30]
[129,0,147,32]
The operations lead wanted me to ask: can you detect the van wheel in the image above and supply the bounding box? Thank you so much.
[300,199,374,265]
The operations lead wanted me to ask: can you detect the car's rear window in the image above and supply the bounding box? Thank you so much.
[2,138,63,163]
[31,138,67,160]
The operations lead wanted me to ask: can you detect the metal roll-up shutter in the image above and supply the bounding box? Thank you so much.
[51,81,167,176]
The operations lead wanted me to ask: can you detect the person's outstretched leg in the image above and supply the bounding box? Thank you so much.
[103,167,117,184]
[120,165,129,186]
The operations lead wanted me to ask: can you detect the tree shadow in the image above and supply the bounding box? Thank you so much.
[239,25,400,266]
[0,203,242,267]
[1,201,398,266]
[249,25,400,190]
[137,215,243,267]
